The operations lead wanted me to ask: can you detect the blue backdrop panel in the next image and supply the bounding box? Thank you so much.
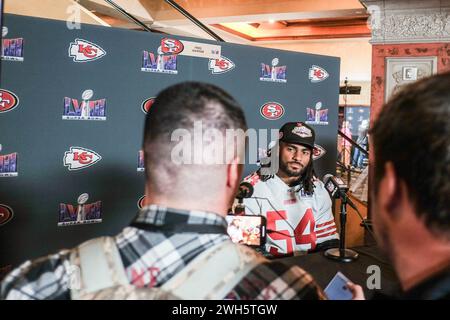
[0,14,340,268]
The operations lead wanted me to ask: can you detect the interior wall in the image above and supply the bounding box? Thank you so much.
[4,0,108,26]
[370,43,450,124]
[257,38,373,105]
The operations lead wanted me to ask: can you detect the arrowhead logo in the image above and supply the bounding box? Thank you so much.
[69,39,106,62]
[208,56,235,74]
[312,144,326,160]
[309,65,329,83]
[63,147,102,170]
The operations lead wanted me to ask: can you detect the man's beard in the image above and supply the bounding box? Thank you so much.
[279,160,307,178]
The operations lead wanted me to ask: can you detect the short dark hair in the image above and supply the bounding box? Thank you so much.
[370,72,450,238]
[143,82,247,193]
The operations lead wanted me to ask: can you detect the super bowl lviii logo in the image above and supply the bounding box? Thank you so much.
[63,90,106,121]
[309,65,329,83]
[0,89,19,113]
[260,102,285,120]
[260,58,287,83]
[142,45,178,75]
[0,145,18,177]
[208,56,235,74]
[1,27,24,62]
[58,193,102,227]
[141,97,155,114]
[63,147,102,171]
[306,102,329,125]
[0,204,14,226]
[137,150,145,172]
[68,39,106,62]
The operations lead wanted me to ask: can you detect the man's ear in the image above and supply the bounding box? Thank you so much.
[226,157,242,190]
[379,162,401,219]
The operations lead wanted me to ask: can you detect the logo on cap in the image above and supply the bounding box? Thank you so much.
[260,102,284,120]
[292,123,312,138]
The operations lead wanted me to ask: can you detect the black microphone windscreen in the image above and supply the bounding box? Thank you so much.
[238,182,254,199]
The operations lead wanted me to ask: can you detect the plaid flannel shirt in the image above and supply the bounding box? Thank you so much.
[1,205,325,300]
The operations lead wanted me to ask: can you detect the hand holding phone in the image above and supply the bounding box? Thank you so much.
[324,271,355,300]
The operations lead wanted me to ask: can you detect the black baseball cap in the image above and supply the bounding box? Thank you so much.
[278,122,315,149]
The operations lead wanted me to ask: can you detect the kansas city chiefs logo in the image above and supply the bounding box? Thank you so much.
[137,195,147,209]
[312,144,326,160]
[0,204,14,226]
[161,38,184,55]
[208,56,235,74]
[69,39,106,62]
[309,65,329,83]
[142,98,155,114]
[0,89,19,113]
[260,102,284,120]
[64,147,102,170]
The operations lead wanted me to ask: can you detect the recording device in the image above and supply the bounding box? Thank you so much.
[322,173,359,262]
[324,272,354,300]
[234,182,254,215]
[236,182,254,199]
[323,174,358,211]
[226,214,266,247]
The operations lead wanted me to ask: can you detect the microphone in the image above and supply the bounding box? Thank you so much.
[323,174,357,211]
[322,173,360,262]
[234,182,254,215]
[236,182,254,199]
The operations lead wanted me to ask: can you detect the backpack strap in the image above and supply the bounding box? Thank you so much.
[70,237,128,300]
[70,237,266,300]
[162,240,266,300]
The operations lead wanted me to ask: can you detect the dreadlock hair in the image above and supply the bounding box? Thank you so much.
[258,142,317,195]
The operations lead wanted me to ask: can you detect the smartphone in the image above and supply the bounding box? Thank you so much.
[226,215,266,248]
[324,271,354,300]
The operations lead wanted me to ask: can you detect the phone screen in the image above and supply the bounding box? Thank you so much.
[324,272,353,300]
[226,215,266,247]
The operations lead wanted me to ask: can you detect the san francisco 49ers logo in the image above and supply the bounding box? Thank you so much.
[309,65,329,83]
[137,195,147,209]
[0,89,19,113]
[260,102,284,120]
[141,98,155,114]
[208,56,235,74]
[161,38,184,55]
[69,39,106,62]
[0,204,14,226]
[63,147,102,171]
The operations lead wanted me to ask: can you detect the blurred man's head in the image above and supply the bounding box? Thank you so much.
[143,82,247,215]
[370,72,450,275]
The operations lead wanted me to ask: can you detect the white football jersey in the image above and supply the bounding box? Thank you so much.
[242,172,339,256]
